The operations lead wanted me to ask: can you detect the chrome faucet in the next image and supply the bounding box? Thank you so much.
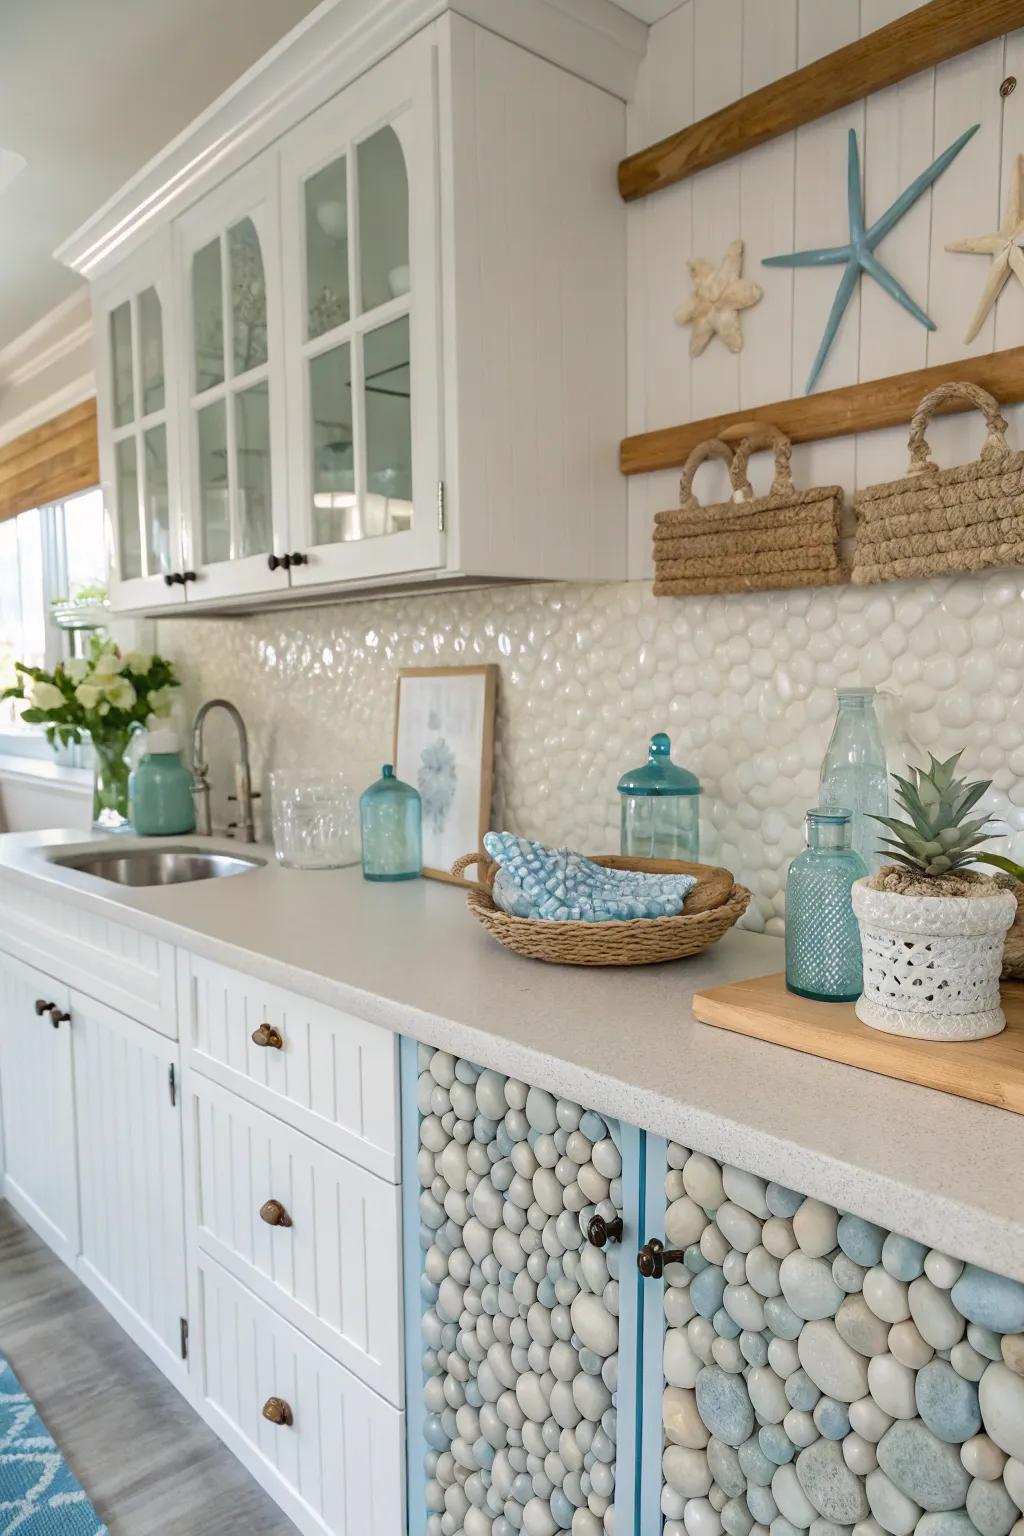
[191,699,259,842]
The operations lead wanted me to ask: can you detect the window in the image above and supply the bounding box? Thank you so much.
[0,488,106,754]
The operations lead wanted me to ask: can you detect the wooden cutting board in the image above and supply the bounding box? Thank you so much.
[692,972,1024,1114]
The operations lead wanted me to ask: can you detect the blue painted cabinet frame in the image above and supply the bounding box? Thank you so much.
[400,1036,668,1536]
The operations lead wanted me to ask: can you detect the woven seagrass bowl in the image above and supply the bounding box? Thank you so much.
[451,852,751,967]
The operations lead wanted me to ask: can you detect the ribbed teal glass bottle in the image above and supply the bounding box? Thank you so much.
[360,765,422,881]
[819,687,888,870]
[617,732,701,861]
[128,730,196,836]
[785,809,867,1002]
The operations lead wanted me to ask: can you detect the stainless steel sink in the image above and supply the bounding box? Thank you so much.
[51,845,265,887]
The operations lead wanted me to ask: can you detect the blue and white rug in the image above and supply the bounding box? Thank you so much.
[0,1355,106,1534]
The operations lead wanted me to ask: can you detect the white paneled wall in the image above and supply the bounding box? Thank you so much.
[627,0,1024,574]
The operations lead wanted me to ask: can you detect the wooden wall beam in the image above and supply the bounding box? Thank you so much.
[619,0,1022,202]
[620,347,1024,476]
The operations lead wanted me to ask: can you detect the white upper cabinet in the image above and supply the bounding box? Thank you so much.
[175,153,290,602]
[281,35,442,587]
[93,232,185,610]
[61,3,638,614]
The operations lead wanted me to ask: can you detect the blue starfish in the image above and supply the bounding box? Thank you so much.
[764,124,979,394]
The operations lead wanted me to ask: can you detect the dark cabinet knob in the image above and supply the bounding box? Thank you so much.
[260,1198,292,1228]
[34,999,53,1016]
[289,552,308,566]
[637,1238,686,1279]
[268,553,290,572]
[182,571,197,584]
[49,1010,71,1029]
[587,1214,623,1248]
[251,1023,283,1050]
[261,1397,293,1427]
[164,572,185,587]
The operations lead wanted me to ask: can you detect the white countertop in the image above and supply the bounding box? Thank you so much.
[1,828,1022,1279]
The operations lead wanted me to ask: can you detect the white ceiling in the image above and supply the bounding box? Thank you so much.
[0,0,669,358]
[0,0,323,354]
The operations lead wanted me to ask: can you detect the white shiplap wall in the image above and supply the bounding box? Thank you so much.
[626,0,1024,575]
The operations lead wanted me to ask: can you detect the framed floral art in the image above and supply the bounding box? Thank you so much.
[394,664,498,882]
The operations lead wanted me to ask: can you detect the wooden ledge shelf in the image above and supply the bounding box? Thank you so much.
[620,346,1024,476]
[619,0,1021,203]
[693,971,1024,1114]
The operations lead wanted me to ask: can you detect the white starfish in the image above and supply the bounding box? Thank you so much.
[945,154,1024,343]
[674,238,762,356]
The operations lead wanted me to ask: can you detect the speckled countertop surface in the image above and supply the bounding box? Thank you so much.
[1,829,1021,1279]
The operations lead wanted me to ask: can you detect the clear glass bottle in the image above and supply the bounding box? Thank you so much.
[785,809,868,1003]
[819,686,889,871]
[360,764,422,881]
[618,732,701,861]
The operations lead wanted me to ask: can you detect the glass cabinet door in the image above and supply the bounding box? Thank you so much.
[97,231,183,606]
[281,33,442,586]
[176,155,286,599]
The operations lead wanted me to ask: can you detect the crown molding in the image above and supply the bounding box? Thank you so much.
[55,0,646,281]
[0,289,93,388]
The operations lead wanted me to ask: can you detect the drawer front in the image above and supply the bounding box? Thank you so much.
[182,954,398,1179]
[194,1253,404,1536]
[0,875,176,1037]
[189,1073,402,1402]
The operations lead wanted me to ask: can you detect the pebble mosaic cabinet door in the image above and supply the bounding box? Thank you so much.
[637,1138,1024,1536]
[401,1040,642,1536]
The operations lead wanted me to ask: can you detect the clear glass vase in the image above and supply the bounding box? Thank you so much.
[819,686,889,871]
[91,730,133,833]
[785,809,868,1002]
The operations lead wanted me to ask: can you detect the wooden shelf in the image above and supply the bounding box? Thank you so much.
[693,971,1024,1115]
[619,0,1021,203]
[620,346,1024,477]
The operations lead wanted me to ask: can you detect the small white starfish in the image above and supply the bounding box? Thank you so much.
[674,238,762,356]
[945,154,1024,343]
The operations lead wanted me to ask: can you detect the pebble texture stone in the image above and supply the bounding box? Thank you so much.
[657,1147,1024,1536]
[159,568,1024,935]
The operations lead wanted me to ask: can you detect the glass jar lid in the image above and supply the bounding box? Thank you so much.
[617,733,700,797]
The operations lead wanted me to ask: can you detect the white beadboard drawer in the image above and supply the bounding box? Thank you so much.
[188,1073,402,1403]
[0,876,176,1037]
[194,1253,404,1536]
[181,953,398,1180]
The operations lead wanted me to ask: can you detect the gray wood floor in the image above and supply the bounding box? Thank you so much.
[0,1201,299,1535]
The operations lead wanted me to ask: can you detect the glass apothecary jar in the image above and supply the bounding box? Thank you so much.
[360,764,422,881]
[785,808,867,1002]
[618,732,701,862]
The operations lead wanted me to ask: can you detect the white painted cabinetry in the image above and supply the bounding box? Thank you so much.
[71,989,188,1387]
[0,952,78,1265]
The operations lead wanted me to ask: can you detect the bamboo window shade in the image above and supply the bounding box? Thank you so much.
[0,398,99,524]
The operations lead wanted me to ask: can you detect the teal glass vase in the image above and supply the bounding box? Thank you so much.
[360,765,422,881]
[785,809,867,1002]
[819,687,888,871]
[618,732,700,861]
[129,730,196,836]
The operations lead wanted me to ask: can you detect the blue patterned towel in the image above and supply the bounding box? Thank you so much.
[0,1355,107,1534]
[485,831,698,921]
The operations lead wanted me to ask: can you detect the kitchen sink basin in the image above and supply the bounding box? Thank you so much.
[51,845,265,887]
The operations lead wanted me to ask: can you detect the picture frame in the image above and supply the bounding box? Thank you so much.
[394,664,498,883]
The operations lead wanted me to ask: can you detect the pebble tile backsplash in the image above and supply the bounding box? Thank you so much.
[157,567,1024,934]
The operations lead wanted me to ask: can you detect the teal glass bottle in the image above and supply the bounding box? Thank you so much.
[128,730,196,836]
[785,809,867,1002]
[618,732,701,861]
[819,686,888,871]
[360,765,422,881]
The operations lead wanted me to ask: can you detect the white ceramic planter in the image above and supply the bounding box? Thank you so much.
[852,878,1017,1041]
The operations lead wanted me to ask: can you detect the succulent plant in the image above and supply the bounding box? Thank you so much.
[871,751,997,877]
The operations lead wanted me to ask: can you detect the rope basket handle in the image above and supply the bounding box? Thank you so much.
[728,425,795,502]
[678,438,735,511]
[450,852,494,894]
[907,382,1010,475]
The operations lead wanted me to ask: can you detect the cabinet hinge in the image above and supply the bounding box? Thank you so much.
[437,480,446,533]
[168,1063,177,1107]
[179,1317,189,1360]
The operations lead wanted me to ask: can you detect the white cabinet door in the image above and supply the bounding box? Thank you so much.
[194,1252,404,1536]
[0,953,79,1264]
[71,991,188,1386]
[93,229,187,610]
[280,30,443,588]
[174,150,290,602]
